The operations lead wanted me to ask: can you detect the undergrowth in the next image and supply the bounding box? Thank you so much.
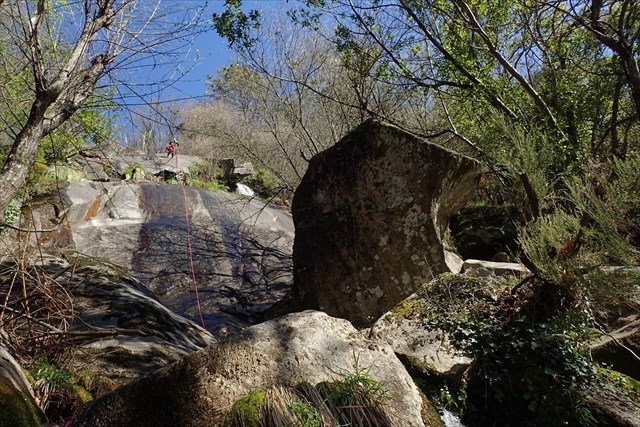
[222,355,394,426]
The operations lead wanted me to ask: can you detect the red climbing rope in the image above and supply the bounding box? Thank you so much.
[175,146,206,329]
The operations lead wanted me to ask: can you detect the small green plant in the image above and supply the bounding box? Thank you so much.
[1,198,22,231]
[30,358,72,411]
[331,353,388,403]
[185,162,229,191]
[123,164,144,179]
[188,161,221,181]
[223,390,265,427]
[221,357,394,426]
[187,178,229,192]
[285,396,322,427]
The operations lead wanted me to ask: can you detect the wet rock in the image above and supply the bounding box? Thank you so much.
[73,311,428,427]
[1,255,215,391]
[292,119,481,327]
[25,181,294,337]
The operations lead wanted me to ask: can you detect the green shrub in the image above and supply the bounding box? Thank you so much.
[242,168,278,198]
[188,162,220,182]
[185,162,229,191]
[449,298,598,426]
[187,178,229,192]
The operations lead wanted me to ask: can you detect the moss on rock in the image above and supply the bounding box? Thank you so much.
[224,391,266,427]
[0,377,44,427]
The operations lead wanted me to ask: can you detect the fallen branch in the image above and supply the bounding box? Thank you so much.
[0,223,58,233]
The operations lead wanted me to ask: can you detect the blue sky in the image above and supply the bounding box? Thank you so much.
[157,0,288,102]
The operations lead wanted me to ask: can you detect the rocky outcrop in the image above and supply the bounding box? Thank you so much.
[292,119,481,327]
[370,274,499,382]
[12,181,294,337]
[73,311,429,427]
[0,254,215,392]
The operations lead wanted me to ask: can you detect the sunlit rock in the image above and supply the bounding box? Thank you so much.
[292,119,480,327]
[73,311,429,427]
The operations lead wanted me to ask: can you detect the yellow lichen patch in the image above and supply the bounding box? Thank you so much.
[83,195,103,221]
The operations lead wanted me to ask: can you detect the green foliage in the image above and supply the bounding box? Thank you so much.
[26,148,54,196]
[187,162,220,182]
[186,162,229,191]
[452,304,598,426]
[31,358,72,395]
[188,178,230,192]
[1,198,22,231]
[519,155,640,288]
[241,168,277,198]
[123,164,144,179]
[224,391,265,427]
[212,0,261,49]
[284,396,322,427]
[330,353,389,404]
[221,356,393,426]
[42,104,115,164]
[30,357,73,413]
[429,383,468,415]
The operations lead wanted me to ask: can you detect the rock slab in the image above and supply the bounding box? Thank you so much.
[292,119,480,327]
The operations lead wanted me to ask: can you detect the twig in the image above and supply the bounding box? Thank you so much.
[0,223,58,233]
[519,172,540,221]
[592,320,640,364]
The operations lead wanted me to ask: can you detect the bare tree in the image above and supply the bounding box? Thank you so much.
[0,0,206,213]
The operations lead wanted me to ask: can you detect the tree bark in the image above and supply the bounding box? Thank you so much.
[0,1,115,214]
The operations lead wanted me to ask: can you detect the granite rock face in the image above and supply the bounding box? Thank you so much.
[292,119,481,327]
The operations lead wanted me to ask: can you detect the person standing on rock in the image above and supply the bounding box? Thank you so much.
[166,138,179,158]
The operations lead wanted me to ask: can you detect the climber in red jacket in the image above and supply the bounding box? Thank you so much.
[166,138,179,158]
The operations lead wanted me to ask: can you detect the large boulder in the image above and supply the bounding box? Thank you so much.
[19,181,294,337]
[292,119,481,327]
[73,311,432,427]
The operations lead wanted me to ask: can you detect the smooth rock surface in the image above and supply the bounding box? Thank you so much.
[26,181,294,337]
[1,255,216,388]
[292,119,481,327]
[461,259,529,282]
